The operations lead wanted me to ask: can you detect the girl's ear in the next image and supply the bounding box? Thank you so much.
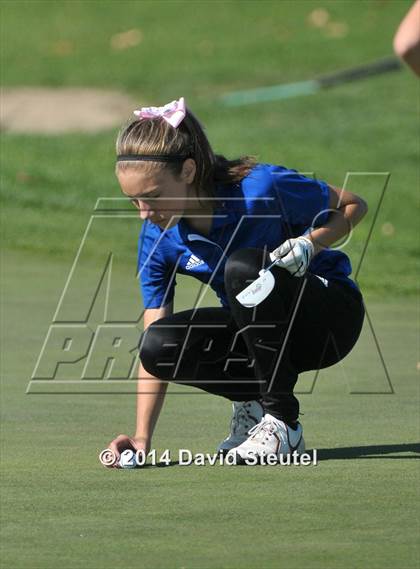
[181,158,196,184]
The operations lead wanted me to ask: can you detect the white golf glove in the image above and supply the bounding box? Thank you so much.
[269,236,315,277]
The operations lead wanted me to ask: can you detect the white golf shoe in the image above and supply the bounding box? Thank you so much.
[226,413,305,464]
[217,400,264,455]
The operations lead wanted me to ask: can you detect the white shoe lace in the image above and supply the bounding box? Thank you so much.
[247,417,280,443]
[231,402,260,436]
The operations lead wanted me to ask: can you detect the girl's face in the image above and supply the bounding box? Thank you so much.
[117,159,197,230]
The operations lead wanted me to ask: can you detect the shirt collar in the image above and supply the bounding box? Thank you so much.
[178,183,238,243]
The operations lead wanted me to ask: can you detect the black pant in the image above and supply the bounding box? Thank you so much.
[139,248,365,424]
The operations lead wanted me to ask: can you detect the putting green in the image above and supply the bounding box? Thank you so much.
[1,1,418,567]
[1,250,418,569]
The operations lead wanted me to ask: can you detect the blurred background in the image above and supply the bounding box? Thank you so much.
[1,0,418,297]
[1,2,418,568]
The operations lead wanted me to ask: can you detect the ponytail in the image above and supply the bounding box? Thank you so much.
[115,104,257,200]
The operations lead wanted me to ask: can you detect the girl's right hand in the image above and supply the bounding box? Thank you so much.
[105,434,150,468]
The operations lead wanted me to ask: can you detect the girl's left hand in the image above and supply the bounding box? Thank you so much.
[269,236,314,277]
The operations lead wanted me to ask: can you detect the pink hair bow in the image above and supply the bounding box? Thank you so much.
[134,97,186,128]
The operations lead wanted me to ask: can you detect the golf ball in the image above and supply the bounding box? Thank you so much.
[118,449,137,469]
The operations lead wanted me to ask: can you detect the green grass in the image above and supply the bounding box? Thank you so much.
[1,1,419,568]
[1,2,419,296]
[1,251,419,569]
[0,0,413,91]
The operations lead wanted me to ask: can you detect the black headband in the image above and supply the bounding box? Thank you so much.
[116,154,190,163]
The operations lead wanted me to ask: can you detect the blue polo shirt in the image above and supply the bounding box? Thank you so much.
[137,163,357,309]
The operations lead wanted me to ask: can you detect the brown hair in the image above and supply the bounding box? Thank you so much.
[115,105,257,202]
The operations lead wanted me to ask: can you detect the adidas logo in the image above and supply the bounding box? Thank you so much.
[185,254,205,270]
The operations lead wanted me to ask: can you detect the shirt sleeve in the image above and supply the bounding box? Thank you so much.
[270,166,330,233]
[137,221,176,309]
